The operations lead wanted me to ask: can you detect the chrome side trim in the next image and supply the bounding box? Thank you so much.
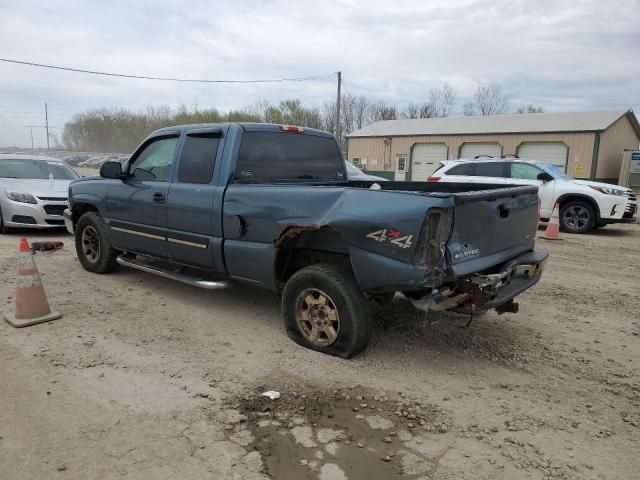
[111,226,208,248]
[111,226,165,241]
[116,256,228,290]
[167,237,208,249]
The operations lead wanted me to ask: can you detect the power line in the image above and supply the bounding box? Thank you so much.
[0,57,337,84]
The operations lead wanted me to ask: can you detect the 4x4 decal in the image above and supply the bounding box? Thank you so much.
[366,229,414,248]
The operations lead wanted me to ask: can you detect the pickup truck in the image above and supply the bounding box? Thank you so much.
[64,123,548,358]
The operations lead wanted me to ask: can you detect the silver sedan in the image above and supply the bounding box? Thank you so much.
[0,154,79,233]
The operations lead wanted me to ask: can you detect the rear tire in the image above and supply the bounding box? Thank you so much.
[281,264,371,358]
[559,200,596,234]
[75,212,119,273]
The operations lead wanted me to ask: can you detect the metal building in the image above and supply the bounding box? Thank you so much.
[346,109,640,183]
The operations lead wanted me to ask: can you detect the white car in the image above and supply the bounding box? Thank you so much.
[430,159,637,234]
[0,154,79,233]
[344,161,388,181]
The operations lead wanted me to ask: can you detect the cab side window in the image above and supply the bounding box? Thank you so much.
[511,163,544,180]
[177,134,220,184]
[130,137,179,181]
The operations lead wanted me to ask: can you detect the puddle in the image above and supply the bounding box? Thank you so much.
[226,381,453,479]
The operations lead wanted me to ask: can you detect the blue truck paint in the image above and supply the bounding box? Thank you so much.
[67,122,547,315]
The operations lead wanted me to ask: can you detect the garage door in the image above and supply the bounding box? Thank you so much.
[459,142,502,159]
[517,142,568,172]
[410,143,448,181]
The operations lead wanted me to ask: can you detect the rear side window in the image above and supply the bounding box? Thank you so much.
[177,135,220,184]
[473,162,506,178]
[446,163,474,176]
[235,132,345,182]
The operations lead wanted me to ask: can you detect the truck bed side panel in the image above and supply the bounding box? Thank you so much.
[222,184,448,290]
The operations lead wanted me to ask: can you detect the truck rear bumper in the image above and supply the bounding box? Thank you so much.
[410,250,548,313]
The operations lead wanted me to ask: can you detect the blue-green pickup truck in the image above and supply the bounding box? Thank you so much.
[64,123,547,358]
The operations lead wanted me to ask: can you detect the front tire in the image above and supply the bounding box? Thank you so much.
[281,264,371,358]
[560,200,596,234]
[75,212,119,273]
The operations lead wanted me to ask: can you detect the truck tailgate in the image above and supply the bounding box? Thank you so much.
[448,185,539,277]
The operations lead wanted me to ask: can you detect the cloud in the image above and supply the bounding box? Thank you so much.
[0,0,638,146]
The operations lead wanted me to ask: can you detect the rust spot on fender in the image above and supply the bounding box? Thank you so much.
[274,224,324,248]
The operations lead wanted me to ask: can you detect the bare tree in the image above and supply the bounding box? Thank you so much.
[353,95,370,129]
[419,102,437,119]
[369,101,398,123]
[427,81,457,117]
[435,80,456,117]
[245,100,270,121]
[404,81,457,120]
[462,101,476,116]
[402,102,421,119]
[321,93,372,140]
[340,92,358,138]
[323,101,337,136]
[516,104,545,114]
[463,81,509,116]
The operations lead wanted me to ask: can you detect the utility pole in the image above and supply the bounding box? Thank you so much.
[30,127,34,149]
[336,71,342,143]
[44,102,50,149]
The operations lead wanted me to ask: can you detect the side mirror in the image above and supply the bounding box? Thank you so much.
[537,172,553,182]
[100,161,124,179]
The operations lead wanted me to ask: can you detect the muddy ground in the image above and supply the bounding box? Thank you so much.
[1,222,639,480]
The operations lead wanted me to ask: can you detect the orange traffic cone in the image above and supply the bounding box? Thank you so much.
[3,238,62,327]
[540,203,562,240]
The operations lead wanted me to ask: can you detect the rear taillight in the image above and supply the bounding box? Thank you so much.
[279,124,304,133]
[427,176,441,182]
[414,208,453,272]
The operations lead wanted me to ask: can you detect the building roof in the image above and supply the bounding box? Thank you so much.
[347,109,640,138]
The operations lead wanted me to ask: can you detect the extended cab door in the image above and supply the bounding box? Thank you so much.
[166,128,224,270]
[508,162,556,217]
[106,134,179,258]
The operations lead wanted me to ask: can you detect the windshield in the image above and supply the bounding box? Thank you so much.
[0,159,79,180]
[345,162,364,176]
[534,161,572,181]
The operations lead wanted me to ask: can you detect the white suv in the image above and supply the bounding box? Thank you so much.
[431,159,638,234]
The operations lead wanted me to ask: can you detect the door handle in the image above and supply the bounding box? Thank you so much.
[153,192,166,204]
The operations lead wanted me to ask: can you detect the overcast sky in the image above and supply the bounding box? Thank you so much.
[0,0,638,147]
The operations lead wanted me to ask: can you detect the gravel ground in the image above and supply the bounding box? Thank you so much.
[1,223,639,480]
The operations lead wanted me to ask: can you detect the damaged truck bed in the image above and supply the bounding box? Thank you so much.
[65,122,547,358]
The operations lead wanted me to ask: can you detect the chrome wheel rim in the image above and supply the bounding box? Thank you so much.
[295,288,341,347]
[81,225,101,263]
[563,205,590,230]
